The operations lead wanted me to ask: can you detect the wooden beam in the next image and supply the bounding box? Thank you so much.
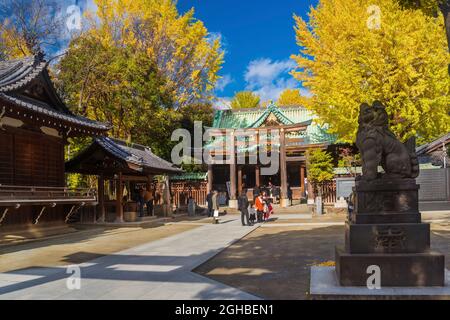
[286,156,306,162]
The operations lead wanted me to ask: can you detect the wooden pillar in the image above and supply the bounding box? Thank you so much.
[115,172,124,223]
[207,164,213,192]
[230,162,237,200]
[300,165,305,196]
[255,166,260,187]
[237,166,243,195]
[97,174,105,223]
[280,129,288,207]
[146,175,152,191]
[229,130,237,208]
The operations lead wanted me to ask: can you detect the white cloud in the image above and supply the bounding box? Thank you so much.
[215,74,233,92]
[245,58,295,87]
[213,97,232,110]
[244,58,300,102]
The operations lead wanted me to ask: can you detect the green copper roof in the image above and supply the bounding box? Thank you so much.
[170,172,208,181]
[213,103,312,128]
[211,103,336,145]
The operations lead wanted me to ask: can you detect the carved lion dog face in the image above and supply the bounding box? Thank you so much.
[358,101,388,127]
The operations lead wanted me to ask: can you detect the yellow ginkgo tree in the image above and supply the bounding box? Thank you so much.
[277,88,312,107]
[291,0,450,144]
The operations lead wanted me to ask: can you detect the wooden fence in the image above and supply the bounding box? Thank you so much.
[152,181,208,207]
[319,180,337,204]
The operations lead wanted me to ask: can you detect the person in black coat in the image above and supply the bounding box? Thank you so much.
[206,190,214,217]
[238,189,252,226]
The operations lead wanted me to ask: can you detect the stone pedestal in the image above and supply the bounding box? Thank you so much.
[336,178,445,287]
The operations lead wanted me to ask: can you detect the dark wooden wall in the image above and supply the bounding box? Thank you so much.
[0,127,66,229]
[0,127,64,187]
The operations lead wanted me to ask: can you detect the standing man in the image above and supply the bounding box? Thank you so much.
[287,184,293,206]
[238,189,251,226]
[206,189,213,217]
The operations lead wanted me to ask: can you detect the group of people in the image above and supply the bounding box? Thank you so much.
[238,189,274,226]
[206,186,276,226]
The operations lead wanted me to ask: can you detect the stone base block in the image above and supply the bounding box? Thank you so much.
[310,266,450,300]
[345,221,430,254]
[354,178,419,215]
[335,247,445,287]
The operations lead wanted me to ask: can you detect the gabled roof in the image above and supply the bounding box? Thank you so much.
[66,137,183,175]
[416,132,450,156]
[212,104,315,129]
[211,103,336,145]
[248,103,295,127]
[0,55,110,136]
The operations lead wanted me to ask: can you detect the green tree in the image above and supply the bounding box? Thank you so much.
[306,149,334,196]
[292,0,450,144]
[58,0,223,160]
[230,91,261,109]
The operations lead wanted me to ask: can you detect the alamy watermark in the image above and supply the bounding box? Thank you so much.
[367,5,382,30]
[366,265,381,290]
[66,265,81,290]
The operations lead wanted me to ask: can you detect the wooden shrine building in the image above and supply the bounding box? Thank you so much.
[206,103,336,208]
[65,137,183,222]
[0,54,110,228]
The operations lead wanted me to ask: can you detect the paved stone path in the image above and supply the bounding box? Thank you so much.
[0,217,259,300]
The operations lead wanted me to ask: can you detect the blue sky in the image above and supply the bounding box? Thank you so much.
[1,0,317,107]
[177,0,318,107]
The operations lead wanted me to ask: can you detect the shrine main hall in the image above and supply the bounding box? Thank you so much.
[205,103,336,208]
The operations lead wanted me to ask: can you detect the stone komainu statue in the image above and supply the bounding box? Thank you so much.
[355,101,419,180]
